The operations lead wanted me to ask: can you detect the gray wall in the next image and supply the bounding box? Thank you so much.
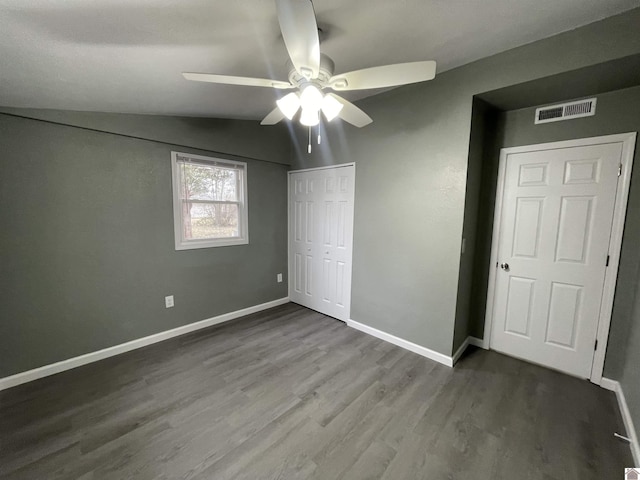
[453,99,495,351]
[289,8,640,356]
[0,112,289,378]
[619,268,640,446]
[464,102,501,345]
[0,108,292,166]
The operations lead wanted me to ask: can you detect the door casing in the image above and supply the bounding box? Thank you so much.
[483,133,636,385]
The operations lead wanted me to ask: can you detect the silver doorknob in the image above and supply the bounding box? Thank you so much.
[500,263,510,271]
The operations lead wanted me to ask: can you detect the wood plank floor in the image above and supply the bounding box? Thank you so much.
[0,303,632,479]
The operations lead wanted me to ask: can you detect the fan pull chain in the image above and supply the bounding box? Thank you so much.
[308,126,312,153]
[317,123,321,145]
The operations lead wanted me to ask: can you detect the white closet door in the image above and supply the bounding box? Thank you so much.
[289,165,354,321]
[490,142,622,378]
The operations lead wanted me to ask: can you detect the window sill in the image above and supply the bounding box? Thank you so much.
[175,237,249,250]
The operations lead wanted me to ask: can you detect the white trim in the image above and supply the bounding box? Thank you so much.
[452,336,488,365]
[486,133,635,156]
[452,337,470,365]
[590,133,636,383]
[599,377,618,392]
[483,133,636,384]
[601,378,640,465]
[468,336,488,349]
[287,168,291,301]
[482,144,509,357]
[171,151,249,250]
[287,162,356,174]
[347,319,454,367]
[0,297,290,392]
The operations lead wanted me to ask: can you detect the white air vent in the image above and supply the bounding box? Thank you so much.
[535,98,597,124]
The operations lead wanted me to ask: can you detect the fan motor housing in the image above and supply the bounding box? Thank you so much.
[287,54,335,87]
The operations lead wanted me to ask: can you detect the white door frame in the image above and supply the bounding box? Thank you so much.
[287,162,356,320]
[483,133,636,385]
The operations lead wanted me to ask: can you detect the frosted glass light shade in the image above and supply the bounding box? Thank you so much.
[299,85,323,112]
[276,92,301,120]
[300,108,320,126]
[321,95,343,121]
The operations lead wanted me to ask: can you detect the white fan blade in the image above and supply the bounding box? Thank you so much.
[327,93,372,128]
[260,107,286,125]
[183,72,293,89]
[329,61,436,91]
[276,0,320,79]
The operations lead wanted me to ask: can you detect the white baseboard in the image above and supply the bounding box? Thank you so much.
[452,337,470,365]
[468,336,488,349]
[452,336,487,365]
[601,377,640,465]
[599,377,618,392]
[346,319,454,367]
[0,297,290,392]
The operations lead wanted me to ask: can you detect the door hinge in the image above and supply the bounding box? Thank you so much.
[594,339,598,351]
[606,255,610,267]
[618,164,622,177]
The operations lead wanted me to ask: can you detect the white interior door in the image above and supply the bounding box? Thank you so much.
[289,165,354,321]
[490,142,623,378]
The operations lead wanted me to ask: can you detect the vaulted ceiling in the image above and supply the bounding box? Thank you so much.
[1,0,639,119]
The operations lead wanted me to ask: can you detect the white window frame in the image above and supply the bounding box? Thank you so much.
[171,151,249,250]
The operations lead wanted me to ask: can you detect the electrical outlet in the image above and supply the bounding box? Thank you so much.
[277,273,283,283]
[165,295,174,308]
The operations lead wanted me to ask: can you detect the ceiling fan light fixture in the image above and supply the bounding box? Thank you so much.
[300,108,320,127]
[276,92,301,119]
[299,84,324,112]
[183,1,437,130]
[321,94,343,121]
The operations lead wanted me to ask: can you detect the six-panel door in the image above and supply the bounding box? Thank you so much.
[490,143,622,378]
[289,166,354,321]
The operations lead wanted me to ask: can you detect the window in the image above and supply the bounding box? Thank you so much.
[171,152,248,249]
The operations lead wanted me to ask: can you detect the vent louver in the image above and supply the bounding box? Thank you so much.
[535,98,597,124]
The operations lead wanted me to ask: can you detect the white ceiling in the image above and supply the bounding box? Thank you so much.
[1,0,639,120]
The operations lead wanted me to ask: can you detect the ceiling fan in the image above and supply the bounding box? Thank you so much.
[182,0,436,129]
